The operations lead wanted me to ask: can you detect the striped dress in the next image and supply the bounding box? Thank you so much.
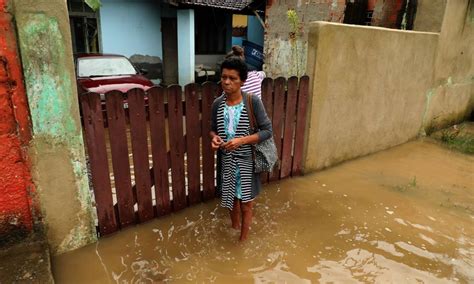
[241,71,266,98]
[216,97,254,209]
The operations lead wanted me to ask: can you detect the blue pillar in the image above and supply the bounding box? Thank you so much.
[177,9,195,86]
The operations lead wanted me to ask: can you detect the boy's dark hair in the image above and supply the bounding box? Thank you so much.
[220,56,248,82]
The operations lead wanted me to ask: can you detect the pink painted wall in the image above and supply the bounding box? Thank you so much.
[0,0,36,245]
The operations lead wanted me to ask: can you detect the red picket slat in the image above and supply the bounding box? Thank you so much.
[185,84,202,205]
[167,85,187,211]
[80,92,118,235]
[292,76,310,176]
[269,77,286,181]
[280,77,299,179]
[201,82,218,200]
[148,87,171,216]
[105,91,135,227]
[260,78,274,183]
[127,88,153,222]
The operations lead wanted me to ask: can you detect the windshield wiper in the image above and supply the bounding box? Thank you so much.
[86,75,108,78]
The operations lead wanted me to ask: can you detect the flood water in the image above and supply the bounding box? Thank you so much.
[53,140,473,283]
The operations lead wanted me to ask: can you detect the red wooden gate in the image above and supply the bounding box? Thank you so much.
[80,76,310,236]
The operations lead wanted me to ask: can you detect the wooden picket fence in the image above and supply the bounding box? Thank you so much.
[80,76,310,236]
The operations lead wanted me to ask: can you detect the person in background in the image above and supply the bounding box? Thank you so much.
[226,45,266,99]
[210,56,273,241]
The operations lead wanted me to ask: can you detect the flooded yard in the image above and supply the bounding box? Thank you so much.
[53,140,473,283]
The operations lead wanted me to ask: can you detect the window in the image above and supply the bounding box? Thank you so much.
[67,0,101,53]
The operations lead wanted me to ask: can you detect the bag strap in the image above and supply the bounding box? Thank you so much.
[246,93,256,133]
[246,93,257,160]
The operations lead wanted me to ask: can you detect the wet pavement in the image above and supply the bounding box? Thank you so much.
[53,140,473,283]
[0,237,54,283]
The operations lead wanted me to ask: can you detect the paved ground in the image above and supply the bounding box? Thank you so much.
[0,235,54,283]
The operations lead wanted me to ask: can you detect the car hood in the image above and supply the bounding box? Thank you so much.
[77,74,154,94]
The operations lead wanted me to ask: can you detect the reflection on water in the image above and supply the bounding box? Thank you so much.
[53,141,474,283]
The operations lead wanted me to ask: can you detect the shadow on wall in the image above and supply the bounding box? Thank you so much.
[129,54,163,84]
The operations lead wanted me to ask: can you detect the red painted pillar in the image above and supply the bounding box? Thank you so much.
[0,0,36,245]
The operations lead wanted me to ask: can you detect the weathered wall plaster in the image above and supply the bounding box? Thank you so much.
[264,0,346,77]
[0,0,36,247]
[263,0,414,77]
[13,0,96,254]
[423,0,474,132]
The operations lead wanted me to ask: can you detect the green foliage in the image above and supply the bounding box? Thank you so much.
[286,9,304,77]
[85,0,101,11]
[395,176,417,193]
[439,128,474,154]
[287,9,299,36]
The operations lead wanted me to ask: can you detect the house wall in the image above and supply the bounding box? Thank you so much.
[100,0,162,59]
[303,0,473,172]
[0,0,35,247]
[100,0,164,82]
[12,0,96,254]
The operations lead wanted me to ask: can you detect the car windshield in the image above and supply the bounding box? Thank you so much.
[77,57,137,77]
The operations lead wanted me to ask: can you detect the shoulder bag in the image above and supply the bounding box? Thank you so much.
[247,94,279,173]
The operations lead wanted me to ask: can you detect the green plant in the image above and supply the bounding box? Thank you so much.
[85,0,101,11]
[286,9,304,77]
[437,125,474,154]
[287,9,299,39]
[395,176,417,192]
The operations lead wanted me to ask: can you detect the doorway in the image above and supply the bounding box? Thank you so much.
[161,18,178,85]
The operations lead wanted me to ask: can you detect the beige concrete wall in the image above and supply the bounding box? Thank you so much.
[413,0,447,32]
[304,22,439,171]
[423,0,473,132]
[304,0,473,172]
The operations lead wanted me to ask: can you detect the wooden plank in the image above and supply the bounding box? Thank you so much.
[167,85,187,211]
[292,76,310,176]
[269,77,286,181]
[260,78,274,184]
[127,88,154,222]
[148,86,171,216]
[201,82,218,200]
[185,83,202,205]
[80,92,118,235]
[105,91,135,227]
[280,77,299,179]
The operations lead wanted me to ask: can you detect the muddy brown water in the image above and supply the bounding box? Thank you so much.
[53,140,473,283]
